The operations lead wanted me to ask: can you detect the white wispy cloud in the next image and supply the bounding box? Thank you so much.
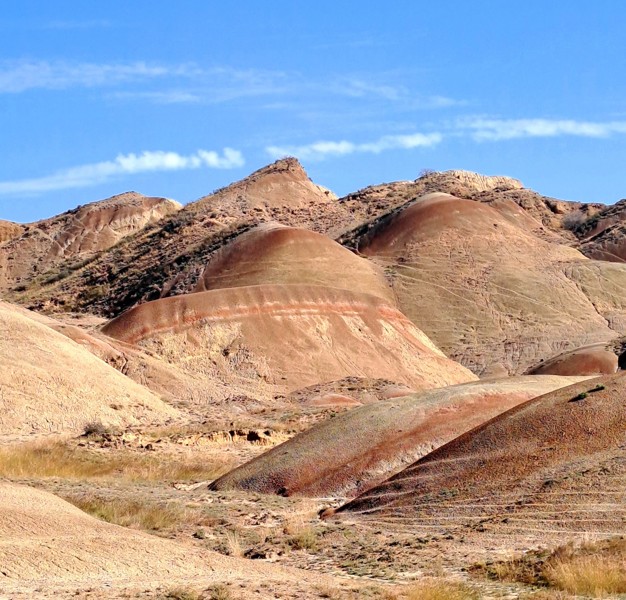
[0,149,244,195]
[0,60,199,93]
[266,132,442,161]
[458,117,626,141]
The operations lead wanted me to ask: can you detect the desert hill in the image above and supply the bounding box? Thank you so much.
[0,301,178,438]
[193,222,395,302]
[101,283,476,392]
[574,198,626,262]
[0,191,181,292]
[527,343,618,376]
[352,192,626,375]
[10,159,354,316]
[337,169,603,245]
[1,163,617,325]
[209,375,589,498]
[329,373,626,543]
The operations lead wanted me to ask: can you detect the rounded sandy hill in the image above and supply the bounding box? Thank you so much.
[355,192,626,375]
[0,483,330,597]
[329,373,626,545]
[194,222,394,303]
[527,344,618,376]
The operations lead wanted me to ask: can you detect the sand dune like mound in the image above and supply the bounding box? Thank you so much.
[194,222,394,302]
[0,483,316,595]
[209,375,587,498]
[357,192,626,375]
[0,301,177,438]
[0,192,180,291]
[330,373,626,542]
[102,284,476,392]
[528,344,618,376]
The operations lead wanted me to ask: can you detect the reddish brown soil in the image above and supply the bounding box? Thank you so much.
[209,376,588,498]
[194,222,394,303]
[354,192,626,375]
[330,373,626,544]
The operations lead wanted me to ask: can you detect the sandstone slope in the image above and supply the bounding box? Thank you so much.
[575,198,626,262]
[0,220,23,245]
[355,192,626,375]
[14,159,353,316]
[330,373,626,543]
[101,284,476,393]
[0,301,177,438]
[209,375,588,498]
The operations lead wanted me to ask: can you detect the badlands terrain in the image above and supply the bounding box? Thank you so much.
[1,159,626,599]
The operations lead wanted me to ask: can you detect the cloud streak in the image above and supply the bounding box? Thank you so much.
[0,149,244,195]
[458,117,626,141]
[0,60,199,93]
[267,132,442,161]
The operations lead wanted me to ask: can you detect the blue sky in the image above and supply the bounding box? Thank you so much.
[1,1,626,222]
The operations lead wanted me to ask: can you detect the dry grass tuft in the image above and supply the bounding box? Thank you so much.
[474,537,626,597]
[207,584,232,600]
[67,494,190,531]
[544,552,626,596]
[405,579,479,600]
[162,587,205,600]
[0,439,234,482]
[283,501,319,551]
[224,529,244,557]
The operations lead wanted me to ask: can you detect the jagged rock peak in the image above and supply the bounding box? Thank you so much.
[195,157,337,209]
